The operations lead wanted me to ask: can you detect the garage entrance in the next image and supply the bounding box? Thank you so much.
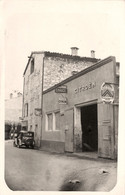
[81,104,98,152]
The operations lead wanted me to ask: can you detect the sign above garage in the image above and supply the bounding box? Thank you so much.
[55,85,67,93]
[58,96,67,104]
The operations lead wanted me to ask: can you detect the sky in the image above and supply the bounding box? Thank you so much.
[2,0,125,99]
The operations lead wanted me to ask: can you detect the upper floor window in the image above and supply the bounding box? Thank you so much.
[30,58,34,74]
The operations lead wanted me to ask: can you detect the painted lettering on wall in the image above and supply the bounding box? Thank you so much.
[75,82,96,94]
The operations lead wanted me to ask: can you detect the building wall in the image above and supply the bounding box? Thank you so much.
[5,94,22,139]
[43,56,96,91]
[5,95,22,123]
[42,56,119,159]
[23,53,44,146]
[23,52,98,147]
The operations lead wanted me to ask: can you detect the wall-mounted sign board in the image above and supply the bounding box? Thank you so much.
[55,86,67,93]
[101,82,115,103]
[58,97,67,104]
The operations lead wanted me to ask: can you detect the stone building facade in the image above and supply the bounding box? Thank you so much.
[22,48,99,147]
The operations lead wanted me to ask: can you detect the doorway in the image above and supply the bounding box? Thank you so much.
[81,104,98,152]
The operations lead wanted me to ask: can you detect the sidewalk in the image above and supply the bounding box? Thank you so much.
[66,152,117,163]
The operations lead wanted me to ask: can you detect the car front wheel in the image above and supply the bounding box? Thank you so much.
[17,140,21,148]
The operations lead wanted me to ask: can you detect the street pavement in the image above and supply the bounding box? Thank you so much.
[5,140,117,191]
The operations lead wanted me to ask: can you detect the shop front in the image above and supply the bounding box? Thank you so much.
[41,56,119,159]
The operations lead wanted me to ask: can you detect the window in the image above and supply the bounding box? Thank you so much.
[54,111,60,130]
[35,125,38,135]
[46,113,53,131]
[25,103,28,117]
[30,125,32,131]
[30,58,34,74]
[46,111,60,131]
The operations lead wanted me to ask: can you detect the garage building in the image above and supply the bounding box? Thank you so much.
[41,56,119,159]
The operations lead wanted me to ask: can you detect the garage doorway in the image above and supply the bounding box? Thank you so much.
[81,104,98,152]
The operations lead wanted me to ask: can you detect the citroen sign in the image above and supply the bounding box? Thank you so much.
[101,82,115,103]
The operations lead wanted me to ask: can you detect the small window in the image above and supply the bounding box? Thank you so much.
[71,71,78,76]
[30,58,34,74]
[30,125,32,131]
[35,125,38,135]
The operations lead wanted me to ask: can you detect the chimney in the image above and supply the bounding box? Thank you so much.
[71,47,79,56]
[17,92,22,97]
[10,93,13,99]
[91,50,95,58]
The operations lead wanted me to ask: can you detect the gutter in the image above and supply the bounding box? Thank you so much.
[40,55,45,144]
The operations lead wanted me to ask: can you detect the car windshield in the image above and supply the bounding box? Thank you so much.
[23,133,33,137]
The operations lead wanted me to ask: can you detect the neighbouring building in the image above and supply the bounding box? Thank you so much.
[5,91,22,139]
[22,48,99,147]
[41,56,119,159]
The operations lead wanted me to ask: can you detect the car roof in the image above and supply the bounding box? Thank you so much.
[20,130,28,133]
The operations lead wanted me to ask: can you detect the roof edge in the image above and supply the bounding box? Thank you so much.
[43,56,115,94]
[23,50,100,76]
[23,51,45,76]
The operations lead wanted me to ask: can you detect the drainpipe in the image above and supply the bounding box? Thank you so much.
[40,54,45,148]
[22,76,25,124]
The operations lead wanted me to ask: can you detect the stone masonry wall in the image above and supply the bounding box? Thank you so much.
[43,56,96,91]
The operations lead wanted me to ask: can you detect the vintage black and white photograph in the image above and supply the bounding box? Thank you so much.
[1,0,125,194]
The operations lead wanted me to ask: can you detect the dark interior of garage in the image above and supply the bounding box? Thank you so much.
[81,104,98,152]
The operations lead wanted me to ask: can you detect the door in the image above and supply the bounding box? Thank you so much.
[64,108,74,152]
[98,103,115,159]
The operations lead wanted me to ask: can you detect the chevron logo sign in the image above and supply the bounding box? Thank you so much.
[101,83,115,103]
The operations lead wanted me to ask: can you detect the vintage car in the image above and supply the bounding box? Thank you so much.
[13,131,35,149]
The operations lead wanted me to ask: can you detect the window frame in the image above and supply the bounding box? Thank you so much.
[46,112,53,131]
[53,110,60,131]
[45,110,60,132]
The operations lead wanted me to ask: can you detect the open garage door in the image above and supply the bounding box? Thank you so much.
[98,103,115,159]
